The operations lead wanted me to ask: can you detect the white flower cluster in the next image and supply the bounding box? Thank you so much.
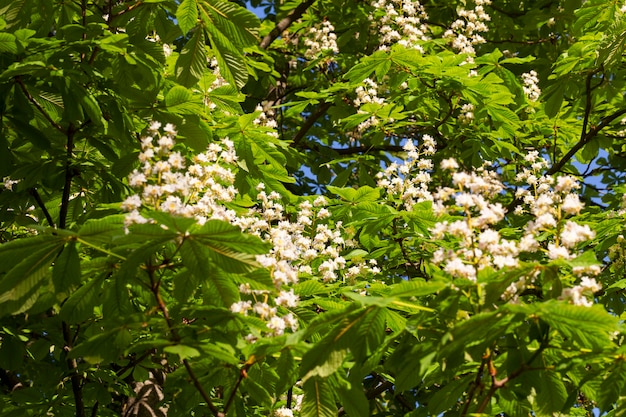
[376,135,436,211]
[2,177,20,191]
[303,20,339,60]
[514,152,594,260]
[419,148,600,306]
[122,121,238,229]
[458,103,475,124]
[443,0,491,59]
[203,58,229,110]
[369,0,429,52]
[123,122,377,338]
[273,407,294,417]
[253,101,279,138]
[559,276,602,307]
[353,78,385,133]
[521,70,541,102]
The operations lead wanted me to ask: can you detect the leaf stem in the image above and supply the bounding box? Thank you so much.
[62,321,86,417]
[76,237,127,260]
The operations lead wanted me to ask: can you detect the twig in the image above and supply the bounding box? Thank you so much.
[59,125,77,229]
[183,359,224,417]
[63,321,86,417]
[474,336,549,413]
[223,358,255,414]
[461,354,488,416]
[29,188,55,227]
[147,266,223,417]
[291,101,333,146]
[14,77,65,133]
[547,105,626,176]
[260,0,317,50]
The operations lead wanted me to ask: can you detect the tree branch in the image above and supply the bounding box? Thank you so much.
[14,77,65,133]
[223,358,255,414]
[291,101,332,146]
[63,321,86,417]
[547,106,626,176]
[260,0,317,50]
[147,264,223,417]
[29,188,55,227]
[59,125,77,229]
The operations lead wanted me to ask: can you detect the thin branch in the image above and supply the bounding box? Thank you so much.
[260,0,317,50]
[547,106,626,176]
[484,37,554,45]
[63,321,86,417]
[147,265,223,417]
[182,359,224,417]
[461,354,488,416]
[115,349,156,378]
[474,336,549,414]
[291,101,332,147]
[223,358,255,414]
[29,188,55,227]
[90,401,99,417]
[14,77,65,133]
[332,144,404,155]
[59,125,77,229]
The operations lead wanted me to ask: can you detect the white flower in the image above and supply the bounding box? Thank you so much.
[561,194,583,215]
[274,407,294,417]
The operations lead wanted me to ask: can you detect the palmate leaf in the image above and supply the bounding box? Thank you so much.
[175,28,206,88]
[0,235,65,272]
[176,0,198,35]
[197,0,259,89]
[0,32,17,54]
[52,242,81,292]
[205,24,248,89]
[199,0,258,48]
[187,219,269,272]
[302,377,336,417]
[180,239,239,305]
[530,301,618,351]
[0,237,65,310]
[300,305,386,379]
[59,276,102,323]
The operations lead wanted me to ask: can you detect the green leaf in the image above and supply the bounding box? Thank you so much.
[176,28,206,88]
[164,344,201,359]
[276,348,298,394]
[327,185,380,202]
[535,370,568,415]
[303,349,347,380]
[388,279,446,297]
[77,215,125,243]
[301,377,336,417]
[200,0,259,47]
[0,32,17,54]
[344,50,390,83]
[59,276,102,323]
[52,242,81,292]
[176,0,198,35]
[336,376,369,417]
[187,219,268,272]
[532,301,618,350]
[205,24,248,89]
[0,239,64,304]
